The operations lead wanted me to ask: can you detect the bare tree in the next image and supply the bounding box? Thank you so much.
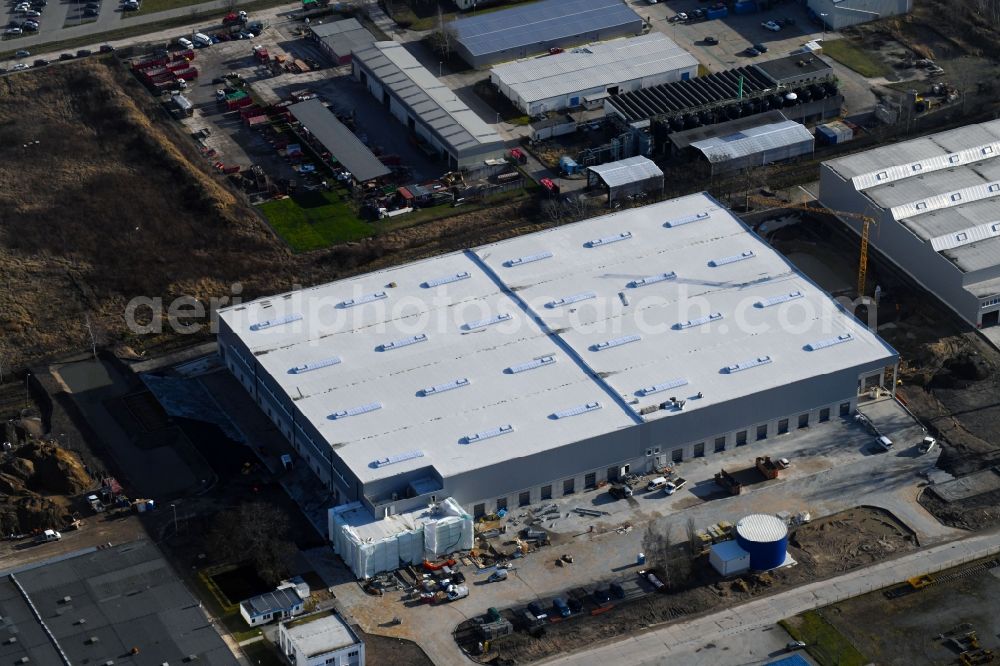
[686,516,700,559]
[207,501,297,586]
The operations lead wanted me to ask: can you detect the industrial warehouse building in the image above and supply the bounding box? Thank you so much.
[218,192,899,562]
[820,119,1000,329]
[808,0,913,30]
[605,54,841,157]
[450,0,644,69]
[289,99,391,184]
[308,18,375,64]
[680,113,814,175]
[489,33,698,116]
[587,155,664,204]
[352,41,506,169]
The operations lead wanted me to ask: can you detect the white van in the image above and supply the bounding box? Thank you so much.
[646,476,668,492]
[876,435,893,451]
[177,37,193,49]
[193,32,212,47]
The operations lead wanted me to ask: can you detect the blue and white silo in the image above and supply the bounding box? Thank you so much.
[735,514,788,570]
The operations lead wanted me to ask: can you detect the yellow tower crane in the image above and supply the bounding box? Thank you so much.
[746,195,877,297]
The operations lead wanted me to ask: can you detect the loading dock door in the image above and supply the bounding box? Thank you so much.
[983,310,999,327]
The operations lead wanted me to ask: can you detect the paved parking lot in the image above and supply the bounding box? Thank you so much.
[330,397,959,665]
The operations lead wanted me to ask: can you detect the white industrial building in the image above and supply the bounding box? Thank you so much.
[278,611,364,666]
[489,33,698,116]
[352,41,506,169]
[809,0,912,30]
[218,193,898,575]
[688,116,815,175]
[820,119,1000,329]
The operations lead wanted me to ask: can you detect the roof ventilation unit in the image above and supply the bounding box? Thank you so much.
[710,251,755,267]
[506,355,556,374]
[504,251,553,267]
[290,357,342,374]
[592,334,642,351]
[586,231,632,247]
[464,425,514,444]
[628,272,676,288]
[807,333,854,351]
[373,450,424,468]
[725,356,773,373]
[422,272,471,288]
[330,402,383,420]
[250,313,302,331]
[339,292,388,308]
[379,334,427,351]
[639,378,688,396]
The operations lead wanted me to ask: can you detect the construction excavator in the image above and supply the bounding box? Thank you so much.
[746,195,877,297]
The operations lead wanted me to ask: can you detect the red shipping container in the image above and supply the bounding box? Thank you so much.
[173,67,199,81]
[171,49,195,62]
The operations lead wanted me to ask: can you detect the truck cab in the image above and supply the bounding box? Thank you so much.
[664,478,687,495]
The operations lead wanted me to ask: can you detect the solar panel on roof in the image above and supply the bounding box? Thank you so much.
[807,333,854,351]
[250,313,302,331]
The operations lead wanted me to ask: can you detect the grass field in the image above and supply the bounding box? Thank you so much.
[781,611,868,666]
[259,189,370,251]
[820,38,893,79]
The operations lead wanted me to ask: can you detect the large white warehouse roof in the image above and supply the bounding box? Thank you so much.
[218,194,894,486]
[489,33,698,106]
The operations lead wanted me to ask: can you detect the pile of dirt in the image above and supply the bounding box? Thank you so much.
[790,507,916,572]
[919,487,1000,531]
[0,441,92,534]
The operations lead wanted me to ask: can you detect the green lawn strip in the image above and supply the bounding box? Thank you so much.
[781,611,868,666]
[258,189,370,251]
[821,39,892,79]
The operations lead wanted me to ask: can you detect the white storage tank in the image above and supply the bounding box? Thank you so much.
[735,513,788,570]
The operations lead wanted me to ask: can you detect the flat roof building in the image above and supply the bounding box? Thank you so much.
[240,586,305,626]
[218,193,898,528]
[289,99,392,183]
[450,0,644,69]
[309,18,375,64]
[820,119,1000,329]
[353,41,506,169]
[489,33,698,116]
[808,0,912,30]
[278,610,364,666]
[0,540,236,665]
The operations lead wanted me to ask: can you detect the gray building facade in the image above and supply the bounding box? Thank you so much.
[809,0,913,30]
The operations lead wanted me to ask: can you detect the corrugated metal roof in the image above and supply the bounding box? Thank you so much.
[735,514,788,542]
[242,587,302,618]
[690,119,813,162]
[587,155,663,188]
[490,33,697,105]
[354,42,504,158]
[289,99,391,182]
[310,17,375,57]
[451,0,642,58]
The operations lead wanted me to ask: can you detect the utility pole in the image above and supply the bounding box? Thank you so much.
[84,314,97,362]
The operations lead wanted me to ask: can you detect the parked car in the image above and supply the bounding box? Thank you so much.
[876,435,894,451]
[4,27,23,36]
[777,457,791,469]
[15,49,30,58]
[664,477,687,495]
[487,569,508,583]
[753,43,768,53]
[646,476,668,492]
[552,598,571,618]
[762,19,782,31]
[35,529,61,543]
[592,588,612,605]
[12,63,29,70]
[22,10,40,17]
[33,58,48,67]
[22,22,38,31]
[743,47,761,57]
[527,601,548,620]
[703,36,719,45]
[76,48,92,57]
[82,8,98,16]
[669,12,687,22]
[85,2,100,9]
[787,640,807,651]
[99,44,115,52]
[918,436,937,454]
[59,53,75,60]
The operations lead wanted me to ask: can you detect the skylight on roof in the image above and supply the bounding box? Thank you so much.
[421,378,470,396]
[710,251,755,267]
[807,333,854,351]
[725,356,773,373]
[250,313,302,331]
[504,251,553,267]
[628,272,676,288]
[422,272,471,288]
[464,425,514,444]
[463,313,513,330]
[339,292,388,308]
[379,334,427,351]
[507,355,556,374]
[552,402,602,419]
[586,231,632,247]
[675,312,723,329]
[331,402,383,419]
[373,450,424,468]
[546,292,597,308]
[639,378,688,396]
[290,357,342,374]
[664,211,709,228]
[756,291,804,308]
[592,334,641,351]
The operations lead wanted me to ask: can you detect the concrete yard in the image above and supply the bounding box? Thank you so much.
[327,397,960,665]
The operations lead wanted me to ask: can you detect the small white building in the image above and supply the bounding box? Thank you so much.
[239,585,305,626]
[278,611,364,666]
[490,33,698,116]
[709,540,751,577]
